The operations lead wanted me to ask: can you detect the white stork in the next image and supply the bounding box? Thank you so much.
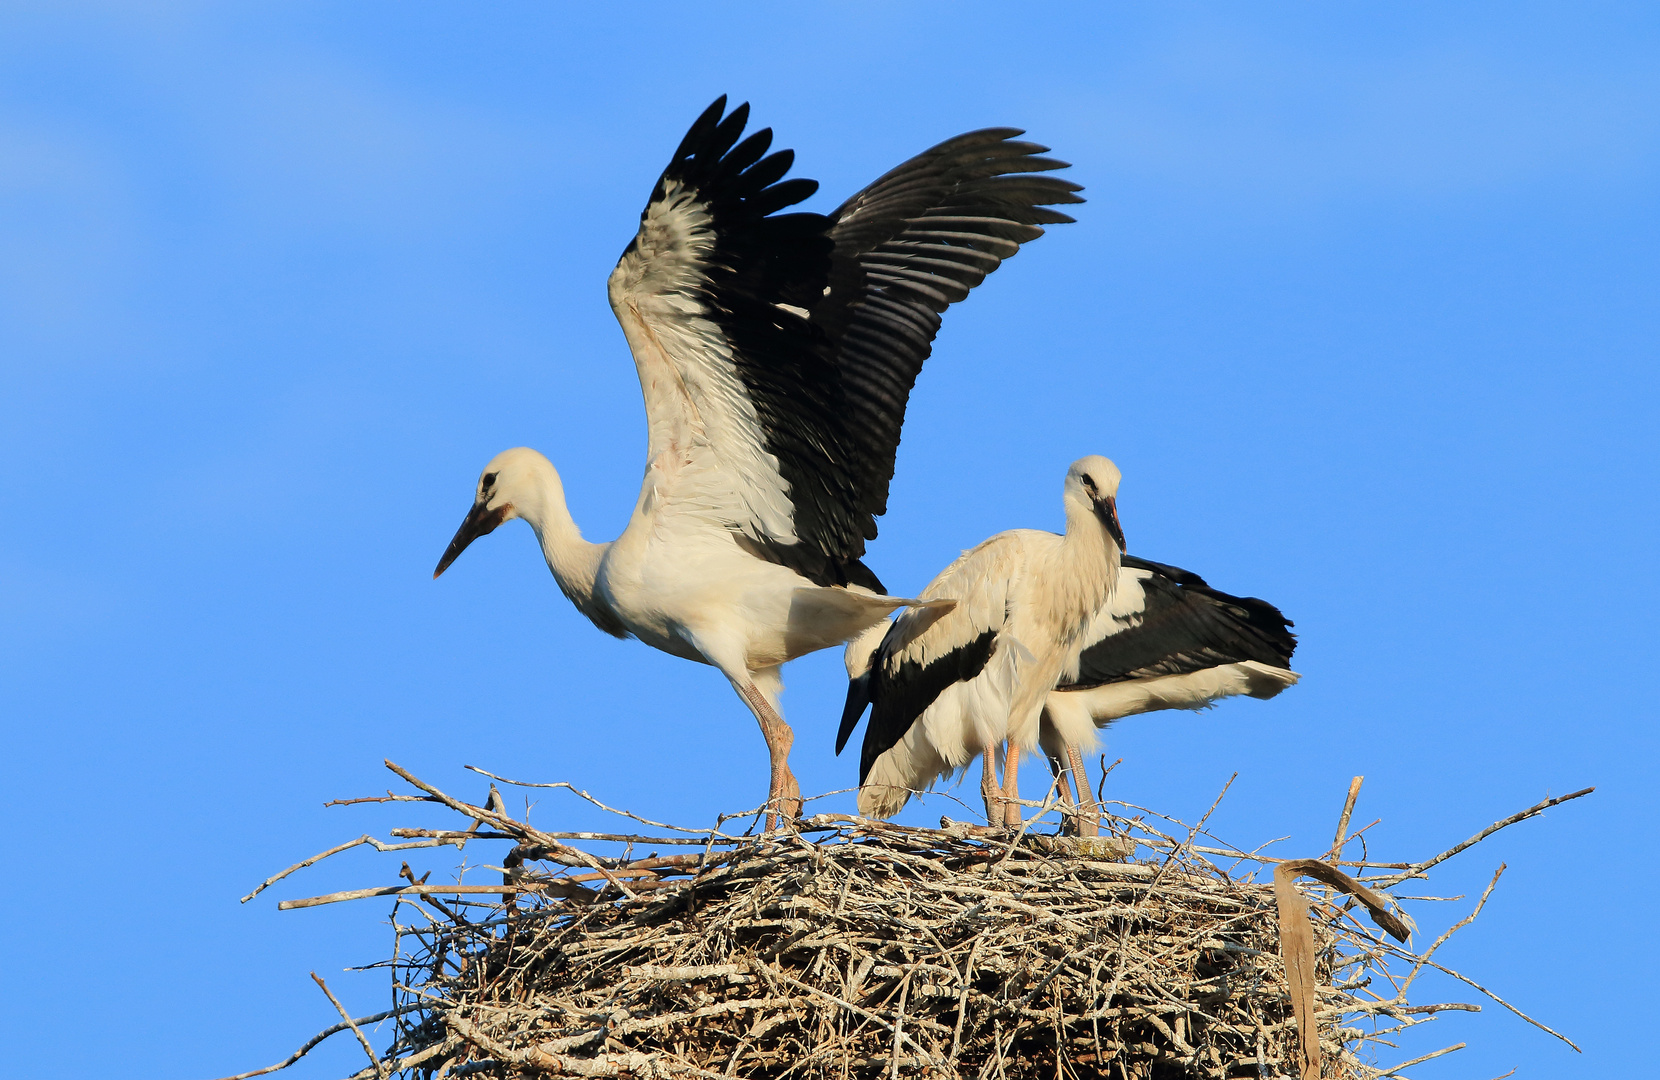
[842,551,1298,828]
[432,97,1082,828]
[836,456,1127,824]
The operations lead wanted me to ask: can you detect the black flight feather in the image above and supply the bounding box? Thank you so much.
[641,100,1082,586]
[1063,555,1297,689]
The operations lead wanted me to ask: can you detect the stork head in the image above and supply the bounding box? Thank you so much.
[1065,455,1126,553]
[837,620,892,756]
[433,447,550,578]
[844,620,890,680]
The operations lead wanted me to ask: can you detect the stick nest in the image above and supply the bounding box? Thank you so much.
[230,765,1588,1080]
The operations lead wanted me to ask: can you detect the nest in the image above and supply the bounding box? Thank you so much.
[225,764,1586,1080]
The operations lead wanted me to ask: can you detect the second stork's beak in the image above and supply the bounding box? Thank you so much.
[433,501,511,578]
[1095,496,1127,553]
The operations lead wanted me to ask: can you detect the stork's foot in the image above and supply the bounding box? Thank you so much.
[1057,799,1098,837]
[764,768,803,832]
[739,677,801,833]
[1058,795,1083,837]
[1048,753,1084,836]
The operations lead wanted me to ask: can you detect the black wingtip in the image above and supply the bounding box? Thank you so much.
[672,95,735,162]
[835,673,871,755]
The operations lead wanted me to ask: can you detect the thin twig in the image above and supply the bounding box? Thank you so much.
[465,765,746,838]
[240,835,463,904]
[1326,776,1363,861]
[323,792,438,807]
[1375,1041,1466,1077]
[277,881,598,910]
[310,973,386,1079]
[1377,787,1594,884]
[206,1006,418,1080]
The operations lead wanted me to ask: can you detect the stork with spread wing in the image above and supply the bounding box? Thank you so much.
[434,98,1080,827]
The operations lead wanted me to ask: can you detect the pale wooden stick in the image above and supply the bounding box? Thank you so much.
[1327,775,1363,860]
[465,765,745,837]
[206,1006,417,1080]
[240,834,463,903]
[1374,1041,1466,1076]
[277,881,599,910]
[1375,786,1594,884]
[310,973,385,1079]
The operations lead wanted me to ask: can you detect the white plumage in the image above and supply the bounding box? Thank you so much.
[843,548,1300,830]
[432,98,1081,826]
[839,457,1126,823]
[1039,662,1299,753]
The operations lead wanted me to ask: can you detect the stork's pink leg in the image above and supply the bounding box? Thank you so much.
[981,745,1001,824]
[1001,745,1023,827]
[739,683,801,831]
[1046,753,1081,836]
[1066,745,1101,838]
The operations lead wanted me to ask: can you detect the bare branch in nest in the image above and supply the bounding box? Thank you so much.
[465,765,748,838]
[207,1005,418,1080]
[1375,1040,1466,1077]
[228,768,1590,1080]
[323,792,439,808]
[1326,776,1364,862]
[1374,786,1595,885]
[309,972,386,1079]
[240,834,466,903]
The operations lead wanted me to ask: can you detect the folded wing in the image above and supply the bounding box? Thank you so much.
[847,534,1028,818]
[1063,555,1297,689]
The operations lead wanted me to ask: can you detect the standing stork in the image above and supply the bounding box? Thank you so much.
[842,555,1298,828]
[432,98,1081,828]
[836,456,1127,824]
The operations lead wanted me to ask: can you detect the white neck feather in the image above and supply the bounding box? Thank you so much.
[1059,494,1123,622]
[1010,496,1125,742]
[510,456,626,638]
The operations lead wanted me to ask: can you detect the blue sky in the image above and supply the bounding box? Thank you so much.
[2,4,1655,1077]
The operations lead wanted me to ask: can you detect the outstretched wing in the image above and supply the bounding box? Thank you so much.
[817,130,1084,527]
[1061,555,1297,689]
[609,99,1081,590]
[609,97,868,588]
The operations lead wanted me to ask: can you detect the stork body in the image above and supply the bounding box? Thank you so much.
[434,98,1081,826]
[838,457,1126,823]
[843,553,1298,829]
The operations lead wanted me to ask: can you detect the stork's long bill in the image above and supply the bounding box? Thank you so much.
[434,501,510,578]
[1079,471,1125,552]
[1096,496,1126,553]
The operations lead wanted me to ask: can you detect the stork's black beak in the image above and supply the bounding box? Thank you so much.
[1095,496,1127,553]
[836,672,872,756]
[433,502,511,578]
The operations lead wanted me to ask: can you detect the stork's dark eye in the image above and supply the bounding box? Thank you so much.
[482,472,498,491]
[1081,474,1097,494]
